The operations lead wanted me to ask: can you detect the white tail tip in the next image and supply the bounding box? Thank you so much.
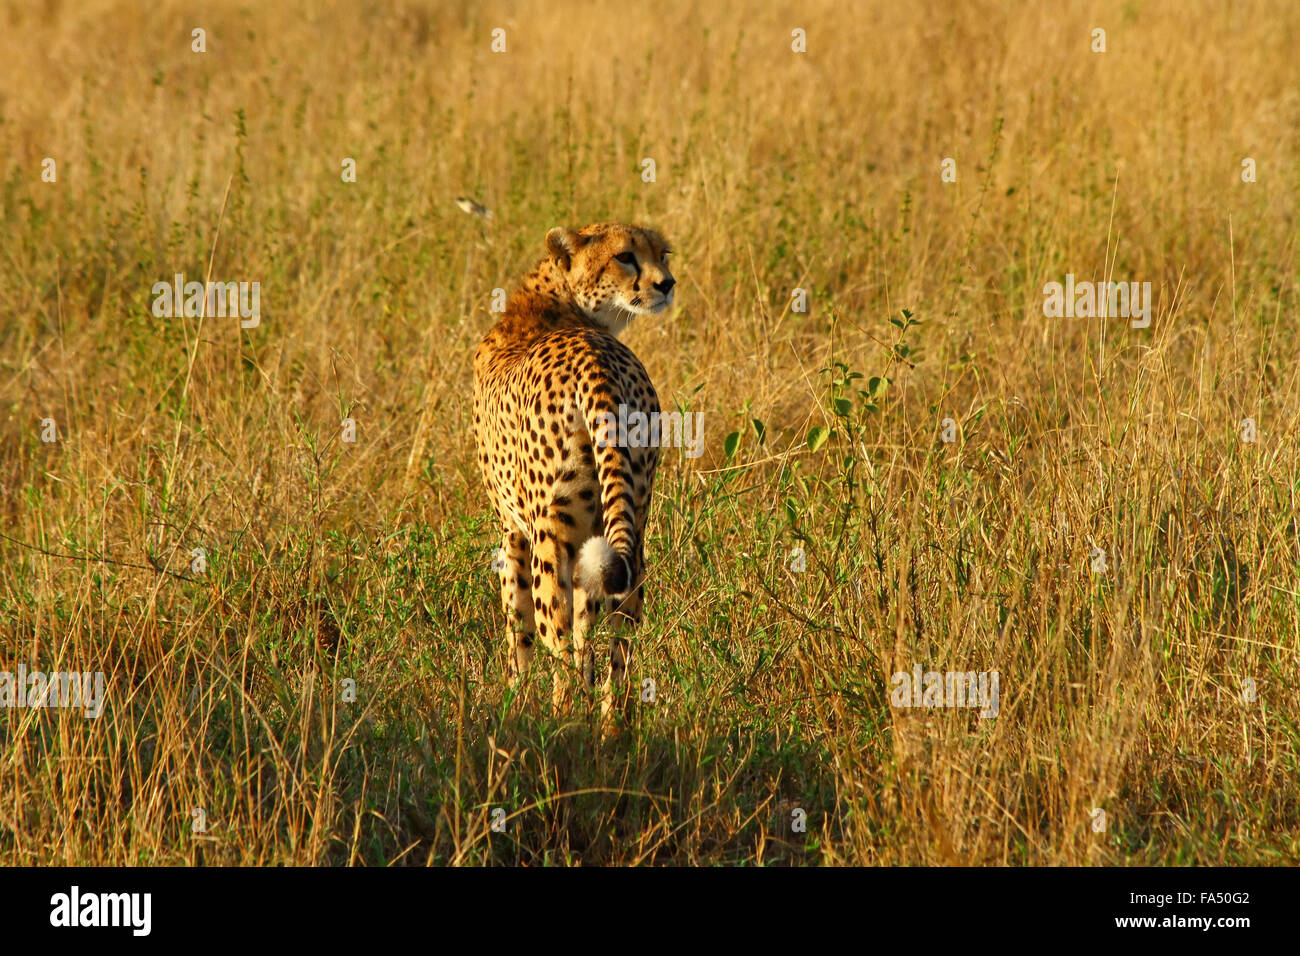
[575,536,631,597]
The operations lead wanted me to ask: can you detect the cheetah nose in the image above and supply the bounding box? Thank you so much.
[655,278,675,294]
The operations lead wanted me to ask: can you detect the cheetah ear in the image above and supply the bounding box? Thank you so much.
[546,227,583,270]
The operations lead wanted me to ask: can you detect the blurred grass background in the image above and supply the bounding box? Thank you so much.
[0,0,1297,864]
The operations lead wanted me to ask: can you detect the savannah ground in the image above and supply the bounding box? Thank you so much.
[0,0,1297,865]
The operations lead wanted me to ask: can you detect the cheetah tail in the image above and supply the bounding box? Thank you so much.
[573,396,640,598]
[575,535,632,599]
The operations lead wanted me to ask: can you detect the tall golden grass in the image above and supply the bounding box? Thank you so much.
[0,0,1297,864]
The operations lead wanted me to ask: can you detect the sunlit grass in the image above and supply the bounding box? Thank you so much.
[0,0,1297,864]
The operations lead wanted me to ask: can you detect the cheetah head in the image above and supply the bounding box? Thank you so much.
[545,223,675,335]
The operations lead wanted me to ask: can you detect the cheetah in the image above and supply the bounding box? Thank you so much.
[472,222,675,721]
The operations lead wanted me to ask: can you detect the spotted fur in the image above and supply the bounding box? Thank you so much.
[473,222,675,719]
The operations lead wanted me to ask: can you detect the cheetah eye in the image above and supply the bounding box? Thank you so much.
[614,252,637,266]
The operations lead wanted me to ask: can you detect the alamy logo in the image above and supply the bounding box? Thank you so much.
[1043,273,1151,328]
[151,273,261,328]
[890,665,1000,718]
[0,665,105,718]
[582,402,704,459]
[49,886,151,936]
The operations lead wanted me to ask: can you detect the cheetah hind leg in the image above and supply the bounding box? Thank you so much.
[529,515,578,713]
[571,583,597,706]
[600,585,643,734]
[497,530,536,692]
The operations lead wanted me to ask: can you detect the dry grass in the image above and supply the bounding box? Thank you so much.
[0,0,1297,865]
